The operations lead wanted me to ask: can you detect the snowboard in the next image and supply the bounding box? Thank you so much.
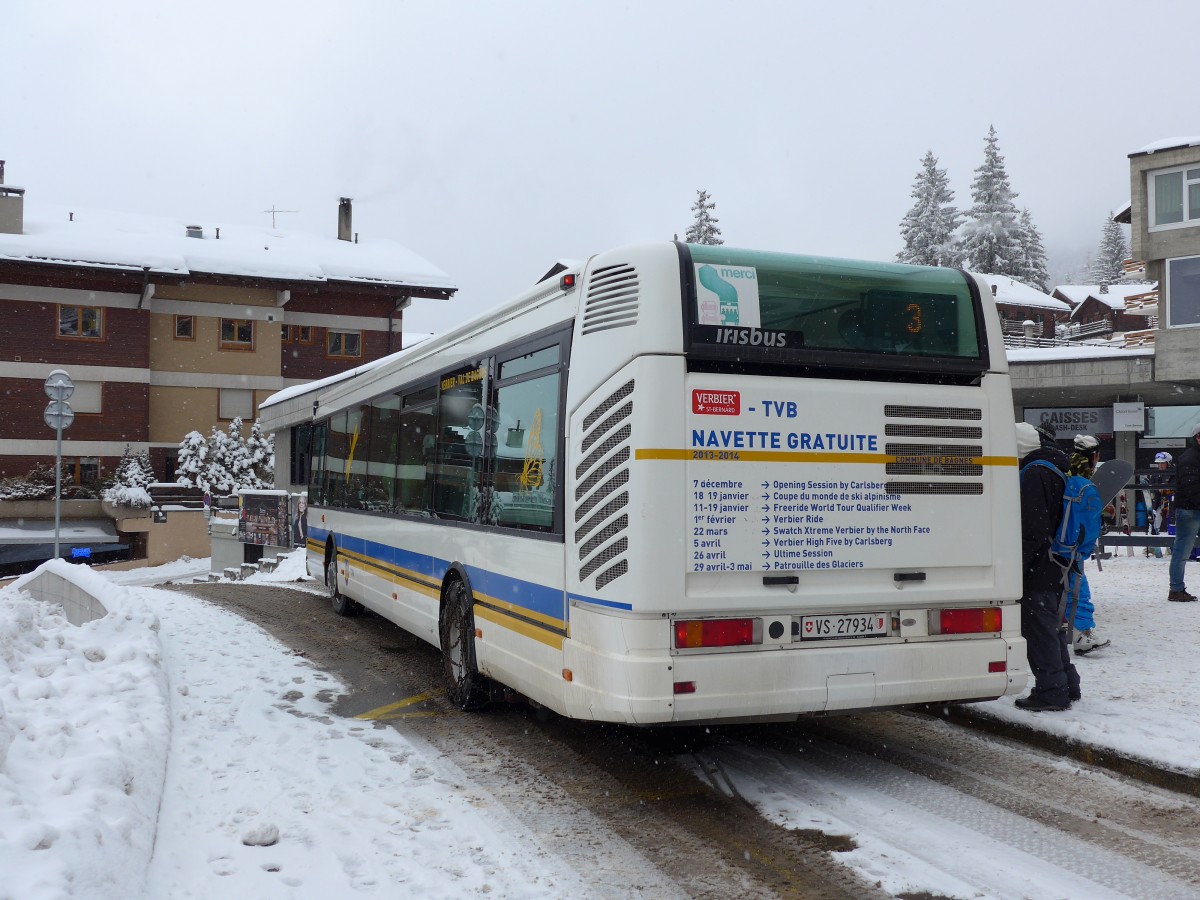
[1092,459,1135,507]
[1090,459,1135,571]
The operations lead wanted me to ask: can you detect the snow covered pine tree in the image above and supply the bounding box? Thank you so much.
[957,126,1024,279]
[175,431,209,490]
[685,190,723,245]
[1015,208,1050,292]
[1090,213,1129,288]
[245,419,276,489]
[896,150,961,267]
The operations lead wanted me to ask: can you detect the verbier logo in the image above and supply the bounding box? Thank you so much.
[692,389,740,416]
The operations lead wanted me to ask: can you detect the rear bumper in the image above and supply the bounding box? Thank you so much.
[562,633,1027,725]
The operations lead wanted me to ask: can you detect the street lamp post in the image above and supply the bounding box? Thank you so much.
[43,369,75,561]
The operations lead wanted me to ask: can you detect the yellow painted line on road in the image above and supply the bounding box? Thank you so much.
[355,690,444,721]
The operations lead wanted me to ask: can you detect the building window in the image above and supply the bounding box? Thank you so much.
[327,330,362,358]
[281,323,291,343]
[70,381,103,414]
[282,325,315,344]
[1149,166,1200,229]
[219,318,255,350]
[219,388,255,420]
[1167,255,1200,328]
[175,315,195,340]
[57,305,103,339]
[66,457,100,485]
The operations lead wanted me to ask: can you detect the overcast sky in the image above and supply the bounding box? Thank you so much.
[5,0,1194,335]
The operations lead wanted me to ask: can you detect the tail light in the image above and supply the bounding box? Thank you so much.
[931,607,1003,635]
[674,618,759,649]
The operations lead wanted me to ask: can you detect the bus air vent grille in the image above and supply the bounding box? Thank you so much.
[581,264,639,334]
[576,424,632,479]
[884,405,982,421]
[584,379,634,430]
[596,560,629,590]
[885,423,983,440]
[575,381,635,588]
[575,448,631,500]
[575,492,629,545]
[579,515,629,561]
[885,482,984,495]
[884,443,983,477]
[580,537,629,580]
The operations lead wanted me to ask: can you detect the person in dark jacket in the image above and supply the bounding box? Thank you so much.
[1168,423,1200,602]
[1015,422,1079,711]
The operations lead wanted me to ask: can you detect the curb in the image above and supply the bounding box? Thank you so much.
[928,703,1200,798]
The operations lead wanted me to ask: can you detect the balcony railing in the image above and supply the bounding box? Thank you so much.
[1057,319,1112,340]
[1123,328,1156,347]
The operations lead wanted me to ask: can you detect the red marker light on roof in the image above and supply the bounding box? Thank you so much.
[560,273,577,290]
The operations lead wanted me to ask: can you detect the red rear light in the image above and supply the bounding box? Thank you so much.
[988,661,1007,673]
[935,607,1003,635]
[674,618,757,649]
[673,681,696,694]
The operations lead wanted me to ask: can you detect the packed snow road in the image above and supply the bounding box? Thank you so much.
[170,582,1200,899]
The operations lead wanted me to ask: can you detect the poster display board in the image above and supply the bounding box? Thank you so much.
[238,491,291,546]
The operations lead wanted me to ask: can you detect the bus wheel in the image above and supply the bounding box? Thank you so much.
[440,578,488,710]
[326,554,357,617]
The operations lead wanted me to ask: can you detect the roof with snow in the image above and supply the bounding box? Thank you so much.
[1005,344,1155,363]
[976,274,1068,312]
[1131,136,1200,157]
[1053,283,1158,317]
[0,203,457,294]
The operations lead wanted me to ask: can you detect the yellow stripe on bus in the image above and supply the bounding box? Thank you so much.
[337,549,442,600]
[475,604,565,650]
[475,593,565,631]
[335,550,566,630]
[635,449,1018,466]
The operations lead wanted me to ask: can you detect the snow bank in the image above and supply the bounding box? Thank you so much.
[0,563,169,900]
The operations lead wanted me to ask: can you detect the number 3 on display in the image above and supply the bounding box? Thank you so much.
[906,303,922,334]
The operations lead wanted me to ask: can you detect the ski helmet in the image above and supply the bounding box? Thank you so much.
[1154,451,1173,464]
[1073,434,1100,452]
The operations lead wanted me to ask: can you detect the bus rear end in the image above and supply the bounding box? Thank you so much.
[562,243,1024,725]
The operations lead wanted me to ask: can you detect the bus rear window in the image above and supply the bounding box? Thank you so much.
[685,245,984,366]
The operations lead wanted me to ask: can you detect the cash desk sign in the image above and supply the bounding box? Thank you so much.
[692,389,740,416]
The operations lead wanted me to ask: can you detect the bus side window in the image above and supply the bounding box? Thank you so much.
[365,396,399,512]
[432,364,488,521]
[488,371,560,530]
[323,411,350,508]
[306,421,326,506]
[397,399,435,514]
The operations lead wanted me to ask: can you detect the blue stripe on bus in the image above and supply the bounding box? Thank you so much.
[337,532,439,580]
[463,564,567,622]
[568,592,634,612]
[307,525,571,622]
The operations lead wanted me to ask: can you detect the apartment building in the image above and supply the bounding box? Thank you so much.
[0,168,456,484]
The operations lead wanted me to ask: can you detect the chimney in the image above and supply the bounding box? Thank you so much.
[185,225,204,239]
[0,160,25,236]
[338,197,353,242]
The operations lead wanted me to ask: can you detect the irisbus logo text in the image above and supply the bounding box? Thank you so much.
[692,389,740,416]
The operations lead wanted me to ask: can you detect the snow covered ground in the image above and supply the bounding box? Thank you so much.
[0,549,1196,898]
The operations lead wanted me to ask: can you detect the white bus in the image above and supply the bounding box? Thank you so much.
[303,242,1026,724]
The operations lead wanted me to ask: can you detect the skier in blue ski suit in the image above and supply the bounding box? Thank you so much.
[1067,435,1111,656]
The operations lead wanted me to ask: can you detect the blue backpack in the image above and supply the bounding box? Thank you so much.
[1020,460,1104,568]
